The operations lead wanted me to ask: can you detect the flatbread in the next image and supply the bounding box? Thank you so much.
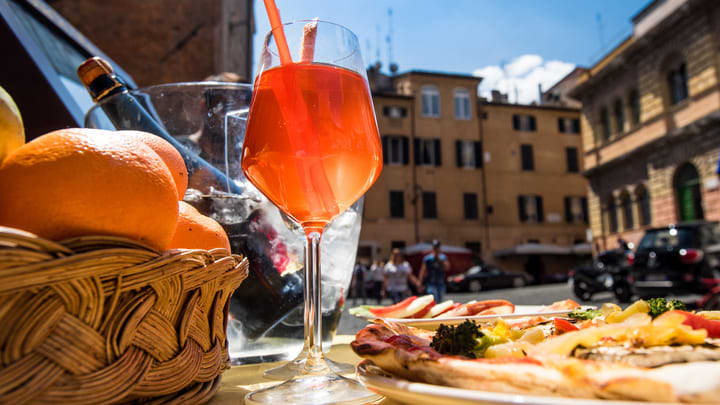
[351,321,720,403]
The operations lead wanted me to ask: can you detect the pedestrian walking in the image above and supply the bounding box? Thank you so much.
[366,260,385,304]
[350,261,367,304]
[417,240,450,302]
[383,249,417,304]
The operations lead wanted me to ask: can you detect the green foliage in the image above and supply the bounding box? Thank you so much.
[430,320,482,358]
[647,298,686,318]
[567,308,602,320]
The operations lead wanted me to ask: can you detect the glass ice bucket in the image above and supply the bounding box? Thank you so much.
[85,82,363,363]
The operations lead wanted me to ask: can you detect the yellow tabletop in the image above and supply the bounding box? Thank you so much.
[209,335,398,404]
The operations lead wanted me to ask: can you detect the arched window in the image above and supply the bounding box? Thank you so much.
[664,53,688,105]
[421,85,440,117]
[628,89,641,126]
[635,184,651,226]
[674,163,704,221]
[599,107,610,140]
[607,195,618,234]
[620,190,634,230]
[613,98,625,134]
[453,88,471,120]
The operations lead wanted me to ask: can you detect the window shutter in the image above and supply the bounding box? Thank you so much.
[564,197,572,223]
[474,141,483,168]
[536,196,544,223]
[402,137,409,165]
[558,118,565,133]
[512,114,520,130]
[456,140,463,167]
[382,106,389,116]
[517,196,527,222]
[529,116,537,131]
[572,119,581,134]
[433,138,442,166]
[401,107,407,117]
[581,197,589,224]
[414,138,421,164]
[382,136,389,164]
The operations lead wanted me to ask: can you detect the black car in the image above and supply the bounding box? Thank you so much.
[629,221,720,298]
[447,265,529,293]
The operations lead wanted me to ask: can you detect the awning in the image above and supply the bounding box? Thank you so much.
[493,243,591,257]
[404,243,471,255]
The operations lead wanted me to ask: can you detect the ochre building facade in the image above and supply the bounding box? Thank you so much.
[361,69,589,278]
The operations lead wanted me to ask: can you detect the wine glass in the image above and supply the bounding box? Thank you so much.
[241,20,383,404]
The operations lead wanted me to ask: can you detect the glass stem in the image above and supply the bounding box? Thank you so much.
[303,229,326,373]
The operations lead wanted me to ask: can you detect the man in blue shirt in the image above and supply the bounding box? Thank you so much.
[418,240,451,302]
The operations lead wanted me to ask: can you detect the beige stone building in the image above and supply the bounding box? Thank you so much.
[361,69,589,278]
[569,0,720,252]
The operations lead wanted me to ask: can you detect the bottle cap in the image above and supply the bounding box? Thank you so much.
[77,57,115,87]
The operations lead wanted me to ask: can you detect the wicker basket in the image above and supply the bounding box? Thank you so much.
[0,226,248,404]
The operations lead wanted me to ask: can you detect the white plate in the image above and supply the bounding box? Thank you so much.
[356,360,671,405]
[364,305,575,330]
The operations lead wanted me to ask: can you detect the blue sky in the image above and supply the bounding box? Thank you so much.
[253,1,651,103]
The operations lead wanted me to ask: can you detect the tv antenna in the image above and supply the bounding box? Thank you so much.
[596,13,606,52]
[387,8,397,74]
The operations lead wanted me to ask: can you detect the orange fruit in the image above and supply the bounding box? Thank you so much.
[120,130,187,199]
[0,128,179,251]
[169,201,230,251]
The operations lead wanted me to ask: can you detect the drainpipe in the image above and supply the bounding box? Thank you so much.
[478,104,491,258]
[410,101,420,243]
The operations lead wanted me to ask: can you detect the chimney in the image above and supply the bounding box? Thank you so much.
[538,83,543,105]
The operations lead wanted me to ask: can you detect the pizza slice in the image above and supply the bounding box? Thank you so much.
[351,304,720,403]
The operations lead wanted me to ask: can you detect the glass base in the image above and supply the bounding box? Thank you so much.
[263,347,354,379]
[246,369,381,405]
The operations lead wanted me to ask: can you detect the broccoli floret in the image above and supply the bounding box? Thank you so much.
[647,298,686,318]
[567,308,602,320]
[430,320,482,358]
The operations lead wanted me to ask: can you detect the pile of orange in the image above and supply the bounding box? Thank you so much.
[0,128,229,252]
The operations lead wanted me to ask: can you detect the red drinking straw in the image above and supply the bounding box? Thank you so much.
[259,3,339,224]
[263,0,293,65]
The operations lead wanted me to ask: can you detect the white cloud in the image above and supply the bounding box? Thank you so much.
[505,54,543,77]
[472,55,575,104]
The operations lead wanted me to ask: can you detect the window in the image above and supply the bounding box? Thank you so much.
[455,140,483,168]
[414,138,442,166]
[389,190,404,218]
[517,195,544,223]
[382,105,407,118]
[599,107,610,140]
[667,63,688,105]
[381,135,409,165]
[674,162,704,221]
[422,192,437,219]
[636,185,651,226]
[613,98,625,134]
[512,114,537,131]
[629,89,641,126]
[463,193,479,220]
[607,196,618,233]
[454,88,471,120]
[465,241,482,256]
[620,191,634,230]
[558,117,580,134]
[520,144,534,171]
[421,85,440,117]
[391,240,406,250]
[566,147,579,173]
[564,196,588,224]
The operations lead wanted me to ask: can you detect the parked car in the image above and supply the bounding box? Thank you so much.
[629,221,720,299]
[569,249,632,302]
[447,265,529,293]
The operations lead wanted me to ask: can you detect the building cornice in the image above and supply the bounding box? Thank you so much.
[583,110,720,177]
